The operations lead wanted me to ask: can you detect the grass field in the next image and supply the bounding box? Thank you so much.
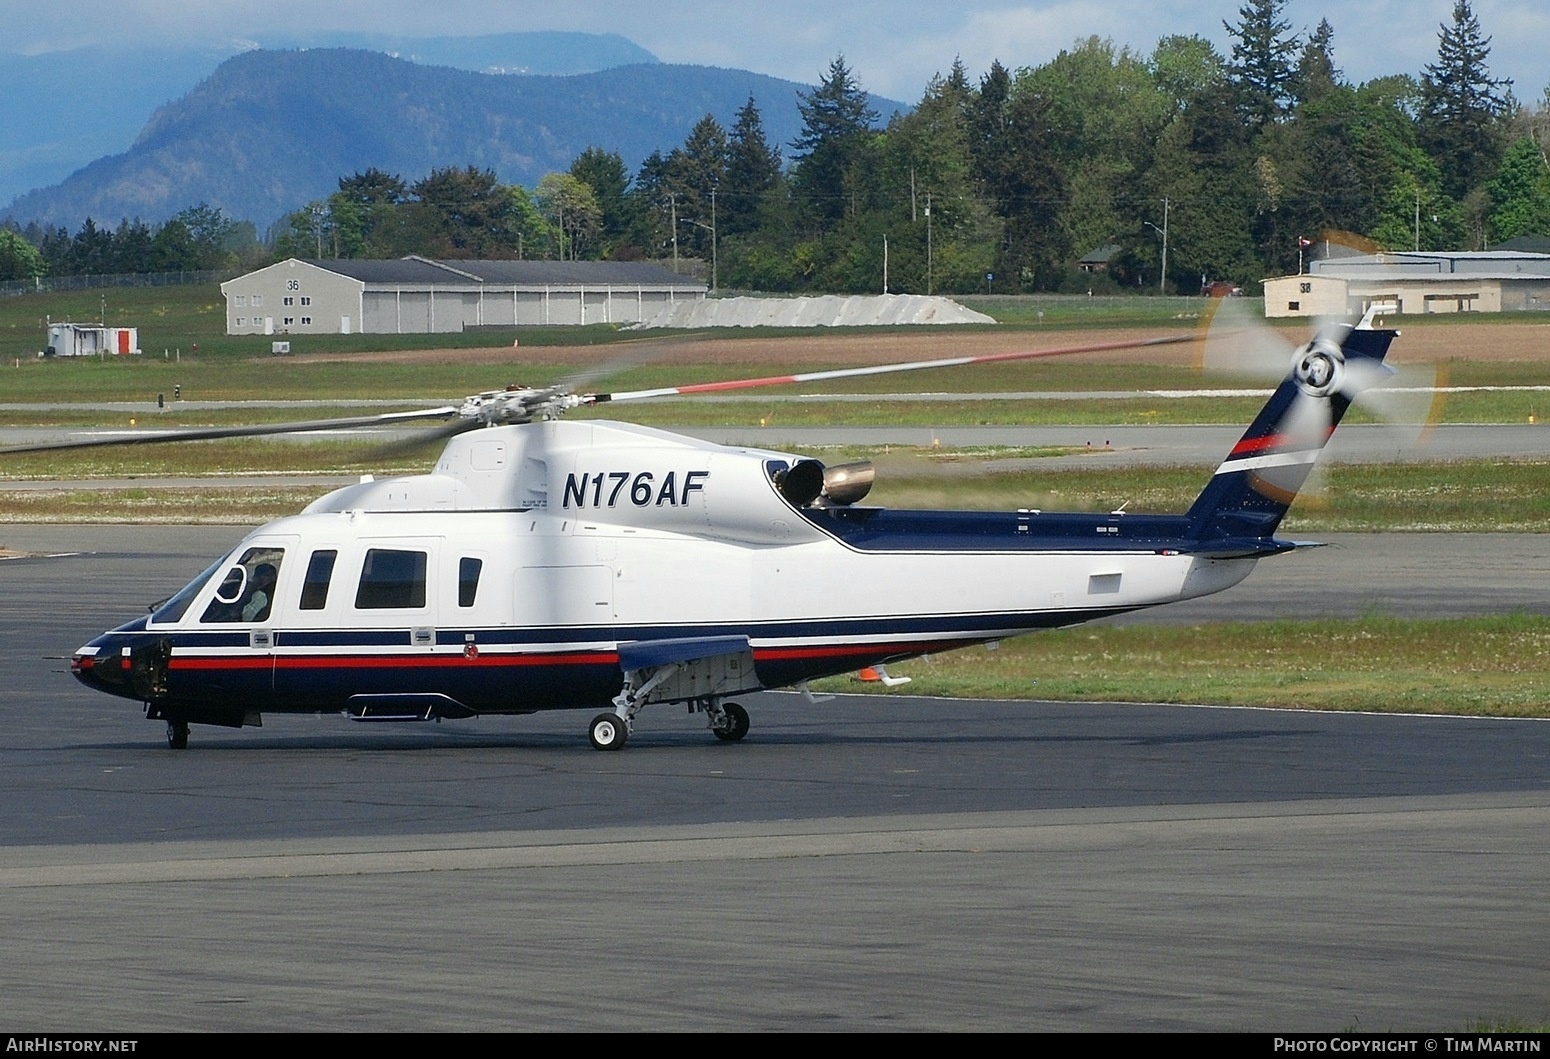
[812,614,1550,717]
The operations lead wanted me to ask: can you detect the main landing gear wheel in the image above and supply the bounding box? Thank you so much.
[589,712,628,751]
[166,720,189,750]
[713,701,750,743]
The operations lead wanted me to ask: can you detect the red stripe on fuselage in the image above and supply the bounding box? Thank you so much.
[169,652,619,672]
[164,641,965,673]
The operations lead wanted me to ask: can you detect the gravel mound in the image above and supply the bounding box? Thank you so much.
[628,294,996,329]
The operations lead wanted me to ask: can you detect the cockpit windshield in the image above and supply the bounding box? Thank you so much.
[148,558,226,625]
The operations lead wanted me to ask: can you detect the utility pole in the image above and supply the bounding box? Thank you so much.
[668,193,678,273]
[925,193,933,296]
[1145,196,1170,294]
[882,234,889,294]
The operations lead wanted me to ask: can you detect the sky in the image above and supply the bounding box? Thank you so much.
[8,0,1549,103]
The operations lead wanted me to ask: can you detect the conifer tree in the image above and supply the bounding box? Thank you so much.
[723,97,783,236]
[1224,0,1300,128]
[1420,0,1512,199]
[791,56,878,225]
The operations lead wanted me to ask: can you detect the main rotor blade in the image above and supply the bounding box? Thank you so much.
[366,414,486,459]
[592,334,1196,404]
[0,406,460,456]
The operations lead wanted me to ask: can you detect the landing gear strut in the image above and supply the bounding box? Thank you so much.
[166,720,189,750]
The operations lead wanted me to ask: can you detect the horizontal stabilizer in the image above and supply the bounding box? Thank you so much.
[1175,538,1327,559]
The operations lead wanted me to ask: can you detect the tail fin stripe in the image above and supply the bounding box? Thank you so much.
[1228,429,1334,458]
[1214,450,1319,474]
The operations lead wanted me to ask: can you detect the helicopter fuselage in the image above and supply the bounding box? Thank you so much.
[70,419,1258,730]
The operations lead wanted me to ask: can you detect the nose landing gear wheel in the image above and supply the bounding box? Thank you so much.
[713,701,750,743]
[589,712,628,751]
[166,720,189,750]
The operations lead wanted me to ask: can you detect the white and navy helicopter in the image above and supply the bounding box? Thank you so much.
[22,308,1402,750]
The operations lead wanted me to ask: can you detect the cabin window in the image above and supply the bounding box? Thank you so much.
[299,549,338,610]
[200,547,285,623]
[459,557,483,607]
[355,548,427,609]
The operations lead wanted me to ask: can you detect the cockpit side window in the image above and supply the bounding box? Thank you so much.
[200,547,285,624]
[299,549,338,611]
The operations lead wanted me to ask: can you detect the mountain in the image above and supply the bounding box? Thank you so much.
[0,32,659,211]
[258,31,658,75]
[5,48,905,231]
[0,45,230,208]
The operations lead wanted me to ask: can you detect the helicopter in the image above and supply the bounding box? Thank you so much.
[27,307,1402,751]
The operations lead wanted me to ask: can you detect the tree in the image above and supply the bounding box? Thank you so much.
[272,201,336,259]
[534,173,601,260]
[142,203,243,271]
[148,217,198,272]
[411,166,518,257]
[332,168,408,257]
[665,115,729,257]
[982,87,1069,291]
[1019,38,1172,281]
[569,148,638,258]
[1488,136,1550,243]
[66,218,115,275]
[1421,0,1512,199]
[1292,18,1340,105]
[790,55,878,225]
[1148,80,1259,290]
[0,228,44,282]
[723,97,783,237]
[1223,0,1300,128]
[1150,35,1228,114]
[505,184,554,260]
[337,168,407,207]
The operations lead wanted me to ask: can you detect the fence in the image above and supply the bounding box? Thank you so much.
[0,270,237,298]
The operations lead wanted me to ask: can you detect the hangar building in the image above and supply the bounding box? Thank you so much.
[222,257,707,335]
[1263,250,1550,318]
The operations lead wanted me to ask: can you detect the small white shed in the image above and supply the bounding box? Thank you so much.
[46,323,141,357]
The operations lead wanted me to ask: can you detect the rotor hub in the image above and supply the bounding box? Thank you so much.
[1292,338,1344,398]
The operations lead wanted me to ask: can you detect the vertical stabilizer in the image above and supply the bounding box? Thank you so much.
[1187,324,1397,541]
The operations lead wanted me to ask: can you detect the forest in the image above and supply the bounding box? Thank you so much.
[3,1,1547,297]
